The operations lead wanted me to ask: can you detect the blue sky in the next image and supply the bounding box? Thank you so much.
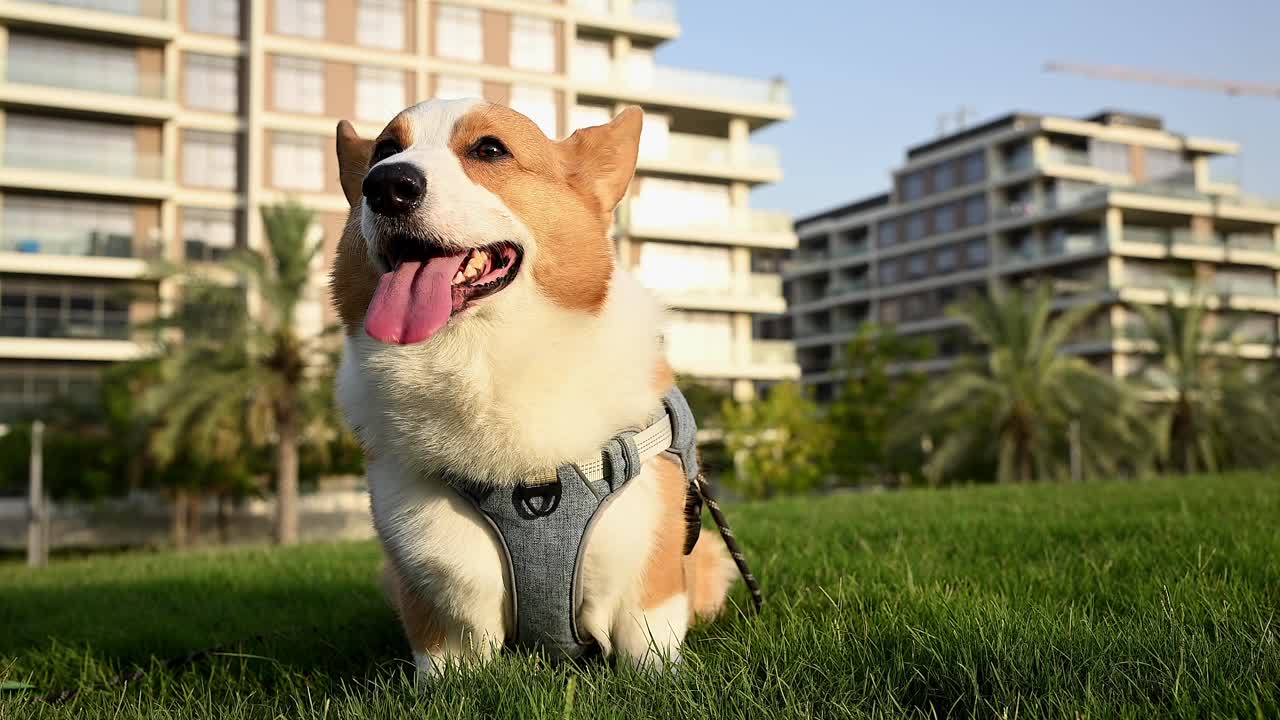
[656,0,1280,219]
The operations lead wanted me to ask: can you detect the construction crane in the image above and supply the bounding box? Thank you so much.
[1044,62,1280,99]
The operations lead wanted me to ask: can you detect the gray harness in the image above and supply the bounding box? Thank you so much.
[449,388,700,661]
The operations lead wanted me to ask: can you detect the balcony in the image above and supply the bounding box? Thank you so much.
[572,0,677,25]
[749,339,795,366]
[0,228,155,260]
[639,133,782,181]
[0,307,131,341]
[3,144,163,180]
[1003,232,1106,266]
[644,273,785,313]
[624,205,796,249]
[1214,280,1280,299]
[829,277,871,296]
[582,64,791,118]
[1043,146,1091,168]
[24,0,167,19]
[6,59,166,99]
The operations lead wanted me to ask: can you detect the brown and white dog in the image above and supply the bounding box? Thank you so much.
[329,99,736,676]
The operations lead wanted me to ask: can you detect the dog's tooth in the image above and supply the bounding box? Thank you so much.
[452,270,466,285]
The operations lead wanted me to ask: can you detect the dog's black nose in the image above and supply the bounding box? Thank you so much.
[363,163,425,216]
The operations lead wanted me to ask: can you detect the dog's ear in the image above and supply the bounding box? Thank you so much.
[336,120,374,207]
[563,106,643,212]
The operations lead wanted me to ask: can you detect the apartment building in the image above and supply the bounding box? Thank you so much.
[785,110,1280,401]
[0,0,796,422]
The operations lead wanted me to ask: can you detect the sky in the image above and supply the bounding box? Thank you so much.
[655,0,1280,220]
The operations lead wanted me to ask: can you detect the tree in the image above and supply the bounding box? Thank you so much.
[912,286,1147,484]
[827,324,932,486]
[720,382,832,499]
[1131,297,1280,474]
[142,200,335,545]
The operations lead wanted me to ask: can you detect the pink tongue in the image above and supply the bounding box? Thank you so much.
[365,255,468,345]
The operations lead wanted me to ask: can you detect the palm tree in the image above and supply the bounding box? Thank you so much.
[911,286,1147,484]
[143,200,334,545]
[1131,296,1280,474]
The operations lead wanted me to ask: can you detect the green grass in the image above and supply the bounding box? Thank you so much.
[3,474,1279,719]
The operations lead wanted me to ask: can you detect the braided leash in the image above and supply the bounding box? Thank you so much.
[695,473,763,614]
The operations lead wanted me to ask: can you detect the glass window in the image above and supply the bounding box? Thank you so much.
[905,212,926,242]
[511,15,556,73]
[276,0,325,38]
[5,114,139,178]
[965,237,989,268]
[571,104,612,133]
[907,252,928,279]
[902,172,925,202]
[962,151,986,184]
[273,55,324,114]
[664,311,733,367]
[271,132,325,191]
[436,5,483,62]
[188,0,239,35]
[935,245,958,273]
[1145,147,1189,181]
[635,242,732,292]
[2,196,134,258]
[182,130,238,189]
[357,0,404,50]
[7,33,140,97]
[433,74,483,100]
[510,84,558,138]
[1090,140,1131,175]
[877,219,898,248]
[877,259,899,286]
[356,66,406,123]
[880,298,900,325]
[933,162,955,193]
[183,208,237,262]
[572,38,611,83]
[964,194,987,226]
[184,53,238,113]
[934,203,956,234]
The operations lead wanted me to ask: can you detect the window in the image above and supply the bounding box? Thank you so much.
[964,194,987,226]
[273,56,324,114]
[635,242,732,292]
[356,66,406,123]
[664,311,733,367]
[907,252,928,279]
[5,114,138,178]
[962,151,986,184]
[638,111,669,159]
[905,212,925,242]
[2,196,134,258]
[184,53,238,112]
[183,208,237,262]
[877,219,899,248]
[935,245,958,273]
[7,33,140,97]
[879,299,900,325]
[0,279,132,341]
[1090,140,1131,175]
[510,84,558,138]
[434,74,483,100]
[276,0,324,37]
[271,132,325,191]
[631,178,730,227]
[188,0,239,35]
[182,131,238,189]
[902,172,925,201]
[1145,147,1188,181]
[572,38,611,83]
[933,162,955,193]
[436,5,483,62]
[903,294,928,321]
[965,238,989,268]
[511,15,556,73]
[934,203,956,234]
[877,259,899,286]
[0,364,104,422]
[357,0,404,50]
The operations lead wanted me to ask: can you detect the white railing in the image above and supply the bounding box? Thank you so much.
[3,145,163,179]
[6,60,167,98]
[572,0,676,23]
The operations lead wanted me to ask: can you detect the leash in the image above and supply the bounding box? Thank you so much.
[695,473,764,614]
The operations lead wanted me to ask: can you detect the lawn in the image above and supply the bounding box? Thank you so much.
[2,474,1278,719]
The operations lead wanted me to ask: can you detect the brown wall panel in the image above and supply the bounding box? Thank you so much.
[326,61,356,119]
[483,10,510,67]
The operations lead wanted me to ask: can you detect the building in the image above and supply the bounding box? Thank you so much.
[785,110,1280,401]
[0,0,797,422]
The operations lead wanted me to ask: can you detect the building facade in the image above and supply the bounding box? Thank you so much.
[0,0,797,422]
[785,111,1280,401]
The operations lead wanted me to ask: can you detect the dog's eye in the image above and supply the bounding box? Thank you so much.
[371,140,402,165]
[470,137,510,161]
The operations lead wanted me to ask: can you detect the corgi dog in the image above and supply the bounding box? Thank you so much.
[329,99,737,676]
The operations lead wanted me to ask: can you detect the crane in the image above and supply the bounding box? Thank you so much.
[1043,62,1280,99]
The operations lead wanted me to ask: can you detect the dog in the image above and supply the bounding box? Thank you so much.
[329,99,737,677]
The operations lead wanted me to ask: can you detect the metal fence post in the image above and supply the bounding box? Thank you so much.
[27,419,47,568]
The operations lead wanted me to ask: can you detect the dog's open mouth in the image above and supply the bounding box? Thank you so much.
[366,240,522,345]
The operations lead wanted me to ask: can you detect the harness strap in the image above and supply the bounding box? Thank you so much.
[450,388,698,661]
